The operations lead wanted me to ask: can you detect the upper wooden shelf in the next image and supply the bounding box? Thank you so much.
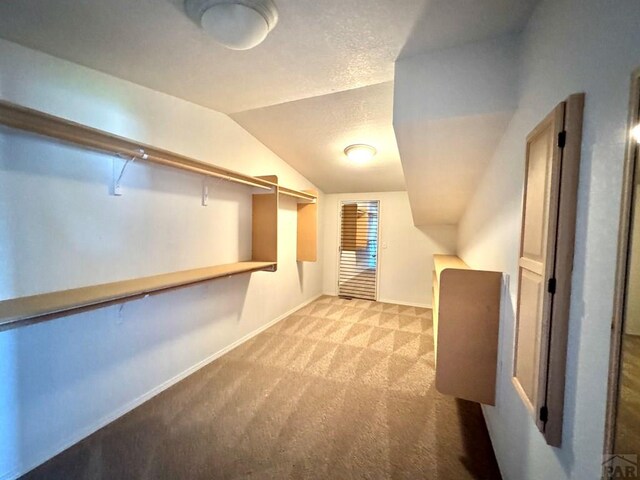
[0,100,315,197]
[278,186,317,203]
[0,261,276,331]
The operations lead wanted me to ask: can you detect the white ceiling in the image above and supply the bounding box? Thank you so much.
[231,82,405,193]
[394,35,520,225]
[0,0,424,114]
[0,0,538,200]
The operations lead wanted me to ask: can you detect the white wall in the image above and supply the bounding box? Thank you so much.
[457,1,640,479]
[323,191,456,307]
[0,39,323,480]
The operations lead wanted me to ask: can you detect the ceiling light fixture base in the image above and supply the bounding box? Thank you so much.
[344,144,377,163]
[185,0,278,50]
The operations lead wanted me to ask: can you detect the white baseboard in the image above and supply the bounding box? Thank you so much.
[3,293,323,480]
[323,291,431,309]
[377,297,432,309]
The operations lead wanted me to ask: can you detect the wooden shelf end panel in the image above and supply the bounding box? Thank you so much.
[435,268,502,405]
[252,176,278,267]
[433,254,469,283]
[0,261,277,331]
[297,189,318,262]
[433,281,440,360]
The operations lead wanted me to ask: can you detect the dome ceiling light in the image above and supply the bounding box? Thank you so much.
[344,144,377,163]
[185,0,279,51]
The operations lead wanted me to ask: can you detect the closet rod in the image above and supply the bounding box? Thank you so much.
[278,186,317,202]
[0,100,273,191]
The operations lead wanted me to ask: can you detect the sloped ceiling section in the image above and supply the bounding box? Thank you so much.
[0,0,537,197]
[393,34,520,225]
[0,0,427,114]
[231,82,405,193]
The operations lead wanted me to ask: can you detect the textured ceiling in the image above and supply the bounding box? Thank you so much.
[232,82,404,193]
[0,0,422,114]
[0,0,538,197]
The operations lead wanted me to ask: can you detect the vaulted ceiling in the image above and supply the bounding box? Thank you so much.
[231,82,406,193]
[0,0,538,216]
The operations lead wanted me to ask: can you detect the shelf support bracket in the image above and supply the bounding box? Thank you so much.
[112,149,148,196]
[202,180,209,206]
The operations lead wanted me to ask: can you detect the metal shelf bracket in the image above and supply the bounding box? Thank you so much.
[112,149,148,196]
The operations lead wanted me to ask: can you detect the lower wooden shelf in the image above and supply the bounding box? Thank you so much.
[0,261,276,331]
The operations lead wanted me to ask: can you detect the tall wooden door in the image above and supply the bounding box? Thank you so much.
[513,93,584,447]
[338,200,379,300]
[513,104,565,423]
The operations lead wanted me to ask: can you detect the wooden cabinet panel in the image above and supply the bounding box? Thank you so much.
[297,190,317,262]
[433,255,502,405]
[253,175,279,266]
[515,268,545,402]
[522,122,555,262]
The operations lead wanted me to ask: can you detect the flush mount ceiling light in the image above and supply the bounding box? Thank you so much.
[344,144,377,163]
[632,124,640,143]
[185,0,278,50]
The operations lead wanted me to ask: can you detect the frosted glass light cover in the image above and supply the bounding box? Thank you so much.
[344,144,377,163]
[201,3,269,50]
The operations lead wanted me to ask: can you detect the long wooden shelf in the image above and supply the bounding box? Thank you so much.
[0,100,312,194]
[0,261,275,331]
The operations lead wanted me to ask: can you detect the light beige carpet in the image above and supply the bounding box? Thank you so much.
[24,295,501,479]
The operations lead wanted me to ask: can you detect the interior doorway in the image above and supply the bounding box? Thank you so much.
[338,200,380,300]
[606,67,640,461]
